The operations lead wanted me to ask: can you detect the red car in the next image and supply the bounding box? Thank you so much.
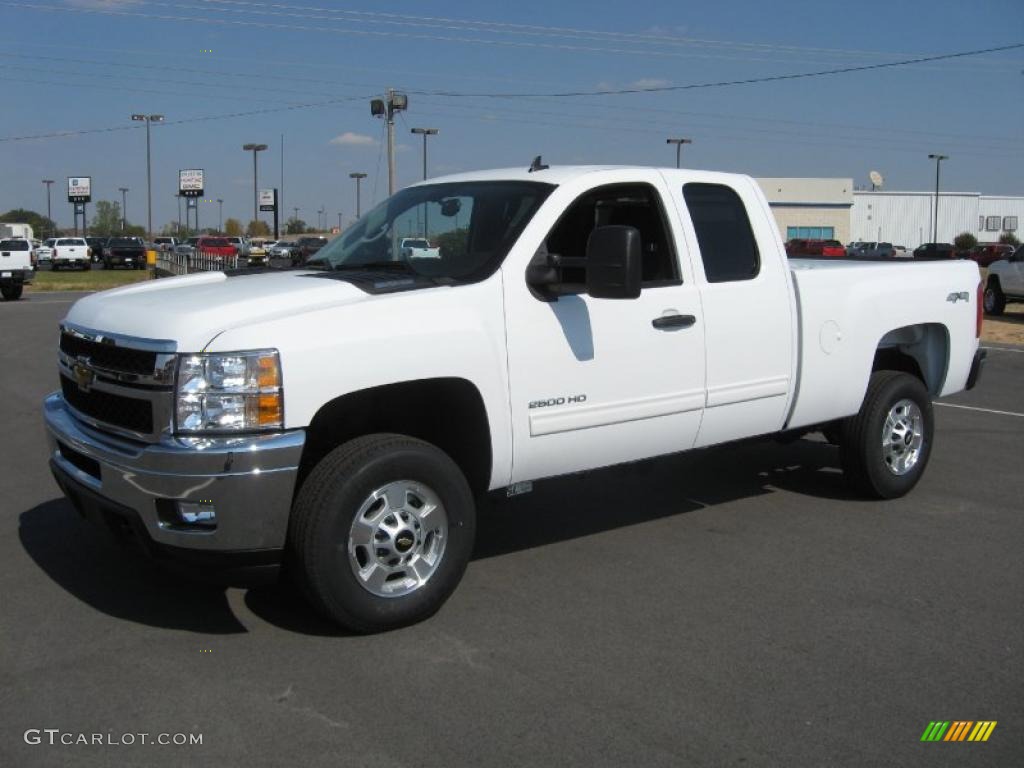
[785,238,846,258]
[968,243,1015,268]
[195,237,238,258]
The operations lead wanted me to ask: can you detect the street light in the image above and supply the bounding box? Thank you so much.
[349,172,367,218]
[927,153,949,244]
[242,143,268,227]
[131,114,164,240]
[370,89,408,195]
[666,138,693,169]
[41,180,54,236]
[118,187,129,231]
[217,198,224,233]
[410,128,439,181]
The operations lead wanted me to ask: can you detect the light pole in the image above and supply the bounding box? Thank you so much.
[41,180,54,236]
[175,192,182,235]
[337,212,342,231]
[242,143,268,228]
[370,89,408,195]
[217,198,224,233]
[666,138,693,169]
[317,206,325,231]
[349,172,367,218]
[927,153,948,245]
[118,187,129,231]
[410,127,438,180]
[131,114,164,240]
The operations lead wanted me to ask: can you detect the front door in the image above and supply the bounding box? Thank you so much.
[503,173,706,483]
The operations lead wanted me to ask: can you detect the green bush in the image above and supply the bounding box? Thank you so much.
[998,232,1020,247]
[953,232,977,251]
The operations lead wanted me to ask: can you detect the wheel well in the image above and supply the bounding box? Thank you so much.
[297,378,492,495]
[873,323,949,396]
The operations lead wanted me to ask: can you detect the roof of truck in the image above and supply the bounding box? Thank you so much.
[419,165,744,187]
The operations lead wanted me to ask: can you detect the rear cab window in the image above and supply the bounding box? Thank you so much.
[1,240,29,250]
[682,183,760,282]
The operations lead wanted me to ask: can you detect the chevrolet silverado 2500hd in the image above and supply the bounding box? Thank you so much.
[44,165,985,632]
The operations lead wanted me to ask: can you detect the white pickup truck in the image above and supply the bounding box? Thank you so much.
[1,238,34,299]
[44,165,985,632]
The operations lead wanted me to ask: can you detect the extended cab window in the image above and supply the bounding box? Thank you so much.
[541,183,679,293]
[683,183,760,283]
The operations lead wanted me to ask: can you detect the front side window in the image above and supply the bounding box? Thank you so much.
[683,183,760,283]
[314,181,553,283]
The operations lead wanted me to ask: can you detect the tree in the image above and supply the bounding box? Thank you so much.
[223,218,243,237]
[953,232,977,251]
[998,232,1020,247]
[435,228,469,260]
[89,200,124,236]
[284,217,306,235]
[0,208,57,239]
[247,220,271,237]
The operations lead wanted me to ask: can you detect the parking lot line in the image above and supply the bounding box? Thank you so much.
[935,402,1024,418]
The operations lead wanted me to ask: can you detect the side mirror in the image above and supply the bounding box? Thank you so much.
[586,225,642,299]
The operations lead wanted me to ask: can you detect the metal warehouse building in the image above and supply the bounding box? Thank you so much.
[754,177,1023,248]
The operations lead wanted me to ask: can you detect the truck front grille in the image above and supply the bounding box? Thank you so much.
[60,375,154,434]
[60,331,157,375]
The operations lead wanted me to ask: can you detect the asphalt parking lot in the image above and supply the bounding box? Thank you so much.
[1,292,1021,767]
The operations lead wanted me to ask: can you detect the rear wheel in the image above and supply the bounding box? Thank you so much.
[288,433,476,632]
[840,371,934,499]
[1,284,23,300]
[984,279,1006,316]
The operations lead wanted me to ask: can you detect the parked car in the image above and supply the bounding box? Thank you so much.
[153,236,178,252]
[846,241,869,257]
[892,245,910,258]
[103,237,147,269]
[85,236,108,263]
[248,238,270,266]
[196,236,237,258]
[400,237,442,259]
[913,243,955,260]
[174,237,201,257]
[785,238,845,257]
[862,242,896,258]
[225,236,250,258]
[51,238,90,270]
[35,238,55,264]
[982,245,1024,315]
[968,243,1015,268]
[0,238,34,300]
[290,235,328,266]
[43,164,986,633]
[268,240,295,259]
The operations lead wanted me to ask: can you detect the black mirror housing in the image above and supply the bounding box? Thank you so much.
[586,225,642,299]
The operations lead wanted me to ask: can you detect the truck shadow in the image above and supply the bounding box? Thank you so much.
[21,436,854,636]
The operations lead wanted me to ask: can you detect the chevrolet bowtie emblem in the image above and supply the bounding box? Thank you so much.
[72,362,95,392]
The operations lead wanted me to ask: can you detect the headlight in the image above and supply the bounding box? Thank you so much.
[175,350,283,433]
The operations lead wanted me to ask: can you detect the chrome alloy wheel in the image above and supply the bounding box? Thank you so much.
[881,398,924,476]
[347,480,448,598]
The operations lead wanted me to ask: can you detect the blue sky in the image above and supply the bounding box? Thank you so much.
[0,0,1021,232]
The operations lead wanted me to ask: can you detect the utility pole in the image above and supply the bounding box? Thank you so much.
[928,153,948,244]
[292,207,299,232]
[131,114,164,240]
[42,180,54,237]
[666,137,693,169]
[176,192,182,236]
[217,198,223,233]
[318,207,325,231]
[242,143,268,228]
[370,89,408,196]
[337,212,342,231]
[118,187,129,231]
[349,172,367,218]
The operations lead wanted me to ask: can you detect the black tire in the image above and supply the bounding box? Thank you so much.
[839,371,934,499]
[83,262,91,271]
[1,284,23,300]
[984,278,1006,316]
[288,433,476,633]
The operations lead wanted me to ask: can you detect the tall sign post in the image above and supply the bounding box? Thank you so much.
[259,188,279,239]
[179,169,204,234]
[67,177,91,236]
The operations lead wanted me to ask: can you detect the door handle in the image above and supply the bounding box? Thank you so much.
[652,313,696,330]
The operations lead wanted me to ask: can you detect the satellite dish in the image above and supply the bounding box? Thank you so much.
[869,170,884,189]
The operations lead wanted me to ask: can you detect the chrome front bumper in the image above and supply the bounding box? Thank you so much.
[44,392,305,556]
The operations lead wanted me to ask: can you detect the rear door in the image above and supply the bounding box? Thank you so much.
[665,175,795,447]
[503,172,706,482]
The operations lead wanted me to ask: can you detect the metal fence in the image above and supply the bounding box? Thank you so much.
[157,249,240,275]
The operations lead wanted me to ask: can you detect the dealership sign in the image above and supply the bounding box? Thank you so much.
[67,177,91,203]
[179,169,204,197]
[259,188,277,212]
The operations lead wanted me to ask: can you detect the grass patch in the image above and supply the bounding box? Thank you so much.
[27,268,153,292]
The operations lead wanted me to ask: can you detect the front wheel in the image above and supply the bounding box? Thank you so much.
[839,371,934,499]
[984,280,1006,316]
[1,284,23,300]
[288,434,476,633]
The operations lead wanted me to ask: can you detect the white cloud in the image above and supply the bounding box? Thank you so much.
[66,0,143,8]
[629,78,671,89]
[329,131,377,147]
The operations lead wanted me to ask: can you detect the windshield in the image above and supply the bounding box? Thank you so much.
[108,238,141,246]
[203,238,230,247]
[0,239,29,250]
[314,181,554,281]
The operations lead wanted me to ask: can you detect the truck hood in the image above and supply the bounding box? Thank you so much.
[64,270,380,351]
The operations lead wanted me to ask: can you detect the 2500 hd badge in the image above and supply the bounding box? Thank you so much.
[529,394,587,409]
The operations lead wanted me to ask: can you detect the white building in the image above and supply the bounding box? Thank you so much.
[850,191,1022,248]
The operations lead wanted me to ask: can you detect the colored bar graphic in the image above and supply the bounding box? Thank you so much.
[921,721,996,742]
